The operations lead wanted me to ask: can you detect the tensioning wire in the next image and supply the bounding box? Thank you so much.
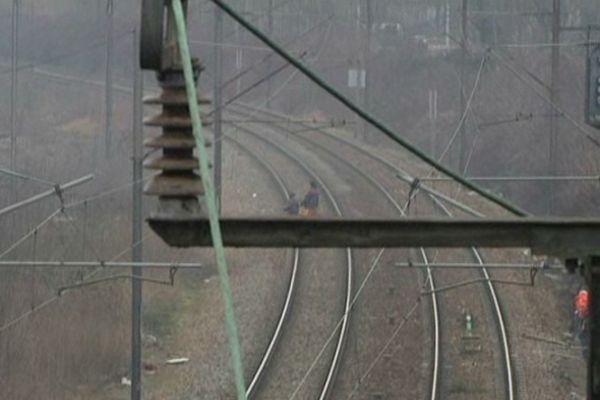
[171,1,247,399]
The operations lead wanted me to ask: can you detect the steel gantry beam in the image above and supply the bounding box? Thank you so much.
[149,216,600,257]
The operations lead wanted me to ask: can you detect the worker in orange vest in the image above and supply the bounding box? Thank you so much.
[574,288,590,357]
[575,289,590,319]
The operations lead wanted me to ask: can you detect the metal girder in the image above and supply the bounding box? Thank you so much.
[148,217,600,256]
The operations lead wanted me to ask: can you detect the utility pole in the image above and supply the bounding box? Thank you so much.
[131,27,144,400]
[214,3,224,212]
[445,0,450,48]
[429,89,438,157]
[10,0,19,205]
[459,0,468,172]
[364,0,372,142]
[548,0,560,214]
[105,0,114,158]
[354,0,362,140]
[266,0,273,108]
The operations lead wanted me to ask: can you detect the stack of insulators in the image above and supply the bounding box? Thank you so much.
[143,59,212,218]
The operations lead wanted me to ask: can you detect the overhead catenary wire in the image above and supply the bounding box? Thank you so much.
[285,247,386,400]
[232,102,486,218]
[345,298,421,400]
[64,174,155,210]
[0,174,94,218]
[206,0,527,217]
[494,40,600,48]
[437,55,487,164]
[400,55,498,214]
[393,261,557,270]
[490,49,600,149]
[0,231,151,334]
[0,208,62,260]
[419,176,600,182]
[0,167,56,187]
[0,29,132,77]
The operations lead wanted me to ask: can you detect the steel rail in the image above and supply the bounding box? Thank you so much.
[228,109,440,400]
[230,126,352,400]
[428,195,515,400]
[279,103,513,398]
[224,136,300,399]
[263,120,441,399]
[229,103,515,399]
[304,121,514,400]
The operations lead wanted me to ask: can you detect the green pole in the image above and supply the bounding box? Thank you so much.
[171,2,247,399]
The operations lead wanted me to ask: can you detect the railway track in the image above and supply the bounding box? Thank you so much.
[21,64,514,398]
[228,127,353,399]
[228,102,515,399]
[228,108,438,399]
[224,137,300,398]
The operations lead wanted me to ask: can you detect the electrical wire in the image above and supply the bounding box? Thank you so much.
[64,174,155,210]
[286,247,387,400]
[438,55,487,163]
[0,230,151,335]
[0,209,62,260]
[490,49,600,149]
[0,29,132,76]
[207,0,527,216]
[0,167,56,187]
[495,41,600,48]
[402,55,488,213]
[345,299,421,399]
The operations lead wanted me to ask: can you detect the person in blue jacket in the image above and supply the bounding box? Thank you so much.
[300,180,320,217]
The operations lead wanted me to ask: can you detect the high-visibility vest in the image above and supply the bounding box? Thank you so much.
[576,290,590,318]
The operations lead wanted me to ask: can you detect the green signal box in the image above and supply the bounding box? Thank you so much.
[586,45,600,128]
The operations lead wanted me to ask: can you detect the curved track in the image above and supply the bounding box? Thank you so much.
[227,110,440,399]
[229,102,514,399]
[229,126,353,399]
[224,137,300,398]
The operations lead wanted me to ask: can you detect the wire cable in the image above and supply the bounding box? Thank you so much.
[0,230,150,335]
[490,49,600,149]
[0,209,62,260]
[207,0,527,216]
[401,55,488,213]
[345,299,421,399]
[0,167,56,187]
[437,55,487,163]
